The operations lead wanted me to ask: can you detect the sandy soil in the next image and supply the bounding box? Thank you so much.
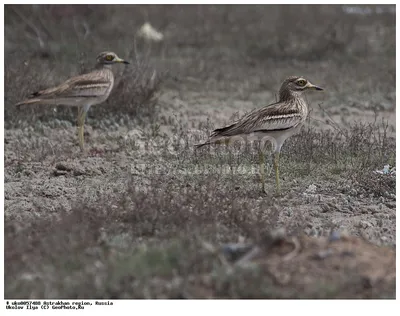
[4,4,395,299]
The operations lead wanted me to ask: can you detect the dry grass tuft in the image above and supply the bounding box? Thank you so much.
[5,4,395,299]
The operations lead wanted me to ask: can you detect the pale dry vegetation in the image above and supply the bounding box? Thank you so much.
[4,5,395,299]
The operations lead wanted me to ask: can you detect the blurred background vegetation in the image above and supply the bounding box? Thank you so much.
[5,4,395,127]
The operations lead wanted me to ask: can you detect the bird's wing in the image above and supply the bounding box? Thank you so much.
[31,72,112,99]
[210,101,302,138]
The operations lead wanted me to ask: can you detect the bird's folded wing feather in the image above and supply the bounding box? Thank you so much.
[211,102,302,137]
[32,73,112,99]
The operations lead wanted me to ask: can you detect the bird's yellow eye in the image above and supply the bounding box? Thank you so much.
[105,55,114,61]
[296,79,307,86]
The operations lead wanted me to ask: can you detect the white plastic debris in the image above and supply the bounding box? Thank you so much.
[137,22,164,42]
[374,165,396,176]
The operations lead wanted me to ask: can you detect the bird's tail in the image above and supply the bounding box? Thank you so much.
[194,141,211,149]
[15,98,42,109]
[194,136,229,149]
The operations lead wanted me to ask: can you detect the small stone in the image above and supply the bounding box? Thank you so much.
[305,184,317,194]
[329,231,341,242]
[221,243,254,262]
[349,188,358,195]
[52,169,68,177]
[359,220,373,229]
[72,168,86,176]
[313,249,334,260]
[55,162,73,172]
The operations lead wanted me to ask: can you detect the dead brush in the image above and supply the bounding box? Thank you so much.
[5,170,290,298]
[105,58,163,121]
[284,110,395,175]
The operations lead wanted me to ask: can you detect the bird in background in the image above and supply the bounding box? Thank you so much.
[15,51,130,151]
[195,76,324,195]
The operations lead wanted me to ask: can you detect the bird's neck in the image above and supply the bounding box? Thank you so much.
[278,89,304,102]
[95,63,113,70]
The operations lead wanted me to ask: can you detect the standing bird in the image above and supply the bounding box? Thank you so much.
[195,76,323,195]
[15,51,130,151]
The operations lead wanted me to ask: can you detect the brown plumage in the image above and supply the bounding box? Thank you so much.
[195,76,324,194]
[15,51,129,150]
[16,72,114,108]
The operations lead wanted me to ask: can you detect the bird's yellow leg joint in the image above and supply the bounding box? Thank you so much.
[214,138,230,146]
[77,106,87,151]
[274,152,281,195]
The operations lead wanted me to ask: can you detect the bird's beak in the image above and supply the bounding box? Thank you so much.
[116,57,130,64]
[307,82,323,91]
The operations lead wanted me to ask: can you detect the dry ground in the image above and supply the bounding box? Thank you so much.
[4,5,396,298]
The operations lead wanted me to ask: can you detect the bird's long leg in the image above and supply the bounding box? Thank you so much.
[273,151,281,195]
[77,105,89,151]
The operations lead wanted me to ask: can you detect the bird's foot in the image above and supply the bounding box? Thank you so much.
[261,185,268,195]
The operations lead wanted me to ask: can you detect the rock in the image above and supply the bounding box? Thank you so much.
[305,184,317,194]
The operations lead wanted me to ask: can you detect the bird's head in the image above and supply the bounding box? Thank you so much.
[279,76,323,100]
[96,51,130,65]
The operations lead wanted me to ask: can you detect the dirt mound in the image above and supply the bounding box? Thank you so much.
[189,230,395,298]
